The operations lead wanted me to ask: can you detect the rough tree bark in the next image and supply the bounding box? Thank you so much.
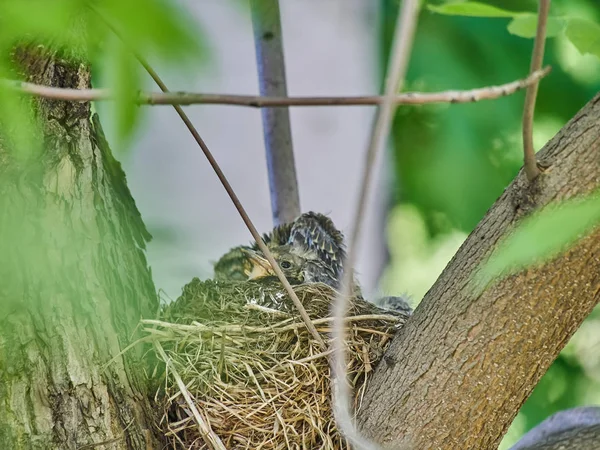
[358,93,600,449]
[0,48,160,449]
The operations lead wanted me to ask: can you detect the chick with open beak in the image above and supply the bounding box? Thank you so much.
[213,212,414,314]
[214,212,346,289]
[240,248,274,280]
[241,243,340,288]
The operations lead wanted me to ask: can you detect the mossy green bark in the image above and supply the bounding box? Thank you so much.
[0,48,159,449]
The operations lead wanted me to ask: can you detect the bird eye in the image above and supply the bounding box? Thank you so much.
[280,260,292,269]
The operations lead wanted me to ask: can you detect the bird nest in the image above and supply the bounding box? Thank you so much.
[145,278,406,449]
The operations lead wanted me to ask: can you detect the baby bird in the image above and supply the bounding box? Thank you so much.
[213,211,412,314]
[214,212,346,289]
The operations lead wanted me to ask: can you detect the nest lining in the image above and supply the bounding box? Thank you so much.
[146,278,406,449]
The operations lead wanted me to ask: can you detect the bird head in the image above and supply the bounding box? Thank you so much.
[213,246,253,281]
[241,246,305,282]
[214,212,347,290]
[241,244,340,288]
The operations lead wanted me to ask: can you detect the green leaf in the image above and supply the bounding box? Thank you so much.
[89,0,207,148]
[427,2,517,18]
[479,194,600,283]
[0,0,209,153]
[104,38,143,148]
[0,89,42,159]
[0,0,87,58]
[0,64,42,159]
[96,0,206,65]
[507,14,566,39]
[565,17,600,59]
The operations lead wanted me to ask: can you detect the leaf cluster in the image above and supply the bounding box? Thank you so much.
[429,1,600,57]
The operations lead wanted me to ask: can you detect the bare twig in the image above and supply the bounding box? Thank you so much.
[330,1,420,449]
[95,9,326,350]
[250,0,300,226]
[2,67,551,106]
[154,341,227,450]
[522,0,551,181]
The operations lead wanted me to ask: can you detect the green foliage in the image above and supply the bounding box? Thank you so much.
[103,36,144,148]
[383,0,600,233]
[480,193,600,283]
[0,74,42,159]
[507,14,565,38]
[0,0,205,154]
[428,1,600,54]
[566,17,600,59]
[0,0,86,54]
[428,2,517,17]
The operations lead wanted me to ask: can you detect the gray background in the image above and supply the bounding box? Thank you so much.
[117,0,390,300]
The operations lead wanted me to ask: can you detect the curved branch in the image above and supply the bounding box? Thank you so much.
[357,93,600,448]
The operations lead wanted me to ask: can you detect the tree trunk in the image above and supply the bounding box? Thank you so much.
[0,48,160,449]
[357,93,600,449]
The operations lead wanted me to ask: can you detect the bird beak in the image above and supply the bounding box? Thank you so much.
[241,249,274,280]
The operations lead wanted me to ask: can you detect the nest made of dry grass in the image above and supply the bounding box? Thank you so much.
[145,278,408,449]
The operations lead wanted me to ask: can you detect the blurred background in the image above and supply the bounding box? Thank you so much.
[99,0,600,447]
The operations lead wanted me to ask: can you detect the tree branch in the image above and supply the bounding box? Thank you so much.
[510,406,600,449]
[331,0,420,448]
[357,93,600,449]
[522,0,551,181]
[1,66,550,106]
[250,0,300,226]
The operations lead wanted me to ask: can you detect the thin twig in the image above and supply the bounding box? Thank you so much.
[94,8,326,351]
[331,1,420,449]
[522,0,551,181]
[154,341,227,450]
[2,67,551,106]
[250,0,300,226]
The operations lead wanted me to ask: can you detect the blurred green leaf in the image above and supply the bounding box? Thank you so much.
[0,0,86,55]
[96,0,205,64]
[480,194,600,282]
[565,17,600,59]
[90,0,205,146]
[108,40,142,147]
[0,61,41,159]
[0,87,41,159]
[427,2,517,18]
[508,14,565,38]
[0,0,207,154]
